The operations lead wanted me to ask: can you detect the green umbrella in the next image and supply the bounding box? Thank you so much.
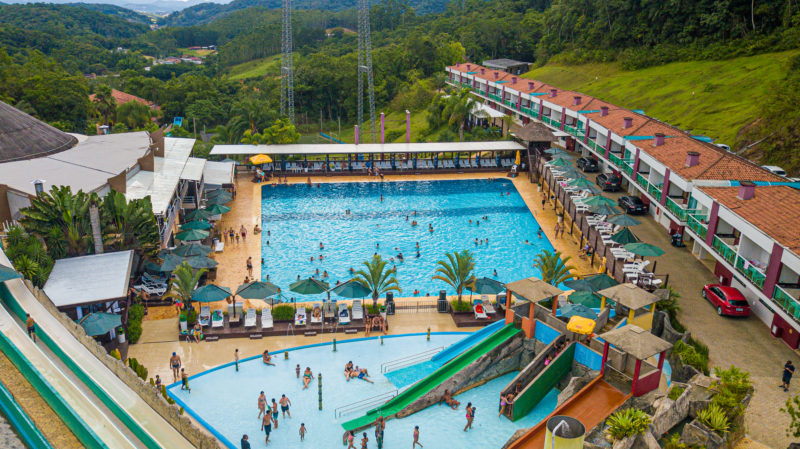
[568,178,595,189]
[236,281,281,299]
[466,277,505,295]
[611,228,641,245]
[206,195,232,206]
[290,278,330,295]
[582,196,617,207]
[78,312,122,337]
[564,274,619,293]
[175,229,210,241]
[590,203,620,215]
[568,291,603,309]
[205,189,230,198]
[624,242,665,257]
[159,254,218,271]
[330,280,372,298]
[144,261,165,272]
[192,284,232,303]
[606,214,641,227]
[205,204,231,215]
[170,242,212,257]
[0,265,22,282]
[549,157,572,167]
[185,209,213,221]
[559,303,598,319]
[545,148,571,156]
[181,220,211,231]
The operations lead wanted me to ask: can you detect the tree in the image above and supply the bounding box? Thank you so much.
[442,87,476,141]
[532,250,575,286]
[115,101,151,129]
[432,249,476,304]
[100,191,160,257]
[353,255,402,310]
[92,85,117,126]
[19,186,94,257]
[163,262,206,310]
[3,226,53,287]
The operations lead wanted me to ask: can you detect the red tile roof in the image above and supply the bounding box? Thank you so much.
[89,89,158,110]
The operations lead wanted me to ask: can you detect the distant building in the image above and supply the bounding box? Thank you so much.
[482,59,530,75]
[89,89,159,111]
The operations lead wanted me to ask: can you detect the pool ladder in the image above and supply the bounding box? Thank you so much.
[379,346,444,373]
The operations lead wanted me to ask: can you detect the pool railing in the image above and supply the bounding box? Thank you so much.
[380,346,444,373]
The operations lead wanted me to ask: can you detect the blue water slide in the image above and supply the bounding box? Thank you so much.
[431,319,506,364]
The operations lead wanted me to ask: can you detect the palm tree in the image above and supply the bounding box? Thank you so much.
[432,250,476,304]
[19,186,94,257]
[163,262,207,310]
[92,85,117,126]
[115,101,151,129]
[442,88,477,141]
[353,255,401,310]
[532,250,575,286]
[100,191,160,257]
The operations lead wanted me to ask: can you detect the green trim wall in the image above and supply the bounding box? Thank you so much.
[0,284,161,449]
[511,343,576,421]
[0,378,55,449]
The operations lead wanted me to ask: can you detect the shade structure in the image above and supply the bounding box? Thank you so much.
[568,291,603,309]
[564,274,618,293]
[175,229,210,241]
[181,220,211,231]
[78,312,121,337]
[159,254,218,271]
[611,228,641,245]
[597,324,672,360]
[559,303,598,319]
[568,178,595,189]
[192,284,232,303]
[330,280,372,298]
[205,204,231,215]
[289,278,330,295]
[545,148,571,156]
[548,157,572,167]
[185,208,214,221]
[205,189,229,198]
[506,277,563,303]
[466,277,505,295]
[581,196,617,207]
[597,283,659,311]
[206,195,232,206]
[0,265,22,282]
[170,243,212,257]
[236,281,281,299]
[624,242,665,257]
[590,203,620,215]
[606,214,641,227]
[250,154,273,165]
[566,316,596,335]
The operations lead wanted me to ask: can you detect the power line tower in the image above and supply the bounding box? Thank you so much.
[357,0,376,142]
[280,0,295,124]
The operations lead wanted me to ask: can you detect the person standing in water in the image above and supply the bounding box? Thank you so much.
[280,394,292,418]
[413,426,423,448]
[261,409,271,446]
[234,348,239,372]
[463,403,474,431]
[271,398,279,428]
[257,392,267,419]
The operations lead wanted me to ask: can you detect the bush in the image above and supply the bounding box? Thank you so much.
[186,308,198,324]
[698,404,730,434]
[449,300,472,313]
[126,303,145,344]
[605,408,651,441]
[129,304,145,321]
[673,340,709,375]
[272,304,295,321]
[127,357,148,381]
[710,366,751,420]
[110,349,121,360]
[668,386,685,401]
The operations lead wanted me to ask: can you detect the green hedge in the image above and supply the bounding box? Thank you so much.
[272,305,295,321]
[127,303,145,344]
[450,300,472,313]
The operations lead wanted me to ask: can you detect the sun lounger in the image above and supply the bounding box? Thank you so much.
[244,308,256,328]
[352,299,364,320]
[295,307,307,326]
[310,303,322,324]
[480,295,496,315]
[261,308,273,329]
[323,302,337,322]
[473,301,489,320]
[133,283,166,296]
[210,310,223,328]
[198,306,211,327]
[338,303,350,325]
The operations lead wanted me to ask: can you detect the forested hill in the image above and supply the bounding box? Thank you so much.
[161,0,448,26]
[0,3,148,38]
[64,3,153,24]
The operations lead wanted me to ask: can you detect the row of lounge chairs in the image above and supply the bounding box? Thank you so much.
[259,158,515,173]
[296,300,364,326]
[199,304,274,329]
[197,300,369,331]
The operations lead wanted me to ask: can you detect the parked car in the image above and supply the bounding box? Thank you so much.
[761,165,787,176]
[618,196,648,214]
[576,157,598,172]
[595,173,621,191]
[701,284,751,317]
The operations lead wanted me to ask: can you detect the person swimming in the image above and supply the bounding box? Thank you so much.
[302,367,313,389]
[493,269,498,276]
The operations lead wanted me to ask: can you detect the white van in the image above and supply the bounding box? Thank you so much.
[761,165,787,176]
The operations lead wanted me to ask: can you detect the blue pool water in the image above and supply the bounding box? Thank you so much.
[260,179,556,301]
[169,334,559,449]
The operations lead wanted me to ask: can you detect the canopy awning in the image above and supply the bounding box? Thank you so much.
[505,277,563,302]
[597,325,672,360]
[210,141,524,156]
[44,251,134,308]
[597,283,659,310]
[471,103,506,119]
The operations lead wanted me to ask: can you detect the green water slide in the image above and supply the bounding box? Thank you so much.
[342,323,520,431]
[511,343,575,421]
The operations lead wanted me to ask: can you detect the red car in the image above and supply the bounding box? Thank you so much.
[701,284,751,317]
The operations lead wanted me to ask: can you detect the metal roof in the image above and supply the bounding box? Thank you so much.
[482,58,529,68]
[43,251,134,308]
[210,141,524,156]
[126,137,194,215]
[180,157,206,181]
[203,161,235,187]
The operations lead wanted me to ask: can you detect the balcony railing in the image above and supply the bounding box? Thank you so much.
[541,116,552,126]
[647,183,662,201]
[687,214,708,239]
[551,120,562,128]
[774,286,800,321]
[621,161,634,177]
[734,255,767,289]
[635,173,648,190]
[608,152,623,167]
[488,93,502,102]
[503,99,517,109]
[711,235,737,265]
[665,197,701,222]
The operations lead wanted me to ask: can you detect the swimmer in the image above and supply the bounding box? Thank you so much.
[315,268,320,276]
[310,256,315,262]
[493,269,498,277]
[323,270,329,278]
[406,215,409,221]
[411,221,418,226]
[474,238,479,245]
[416,251,420,258]
[302,367,313,389]
[319,254,324,261]
[263,350,275,366]
[376,243,380,248]
[349,267,355,273]
[319,242,324,249]
[415,242,419,248]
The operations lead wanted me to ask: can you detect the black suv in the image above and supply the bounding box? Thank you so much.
[618,196,648,214]
[576,157,598,172]
[596,173,622,191]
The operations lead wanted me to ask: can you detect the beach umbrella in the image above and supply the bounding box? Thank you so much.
[78,312,122,337]
[564,274,619,293]
[581,196,617,207]
[170,242,212,257]
[568,291,603,309]
[330,280,371,298]
[185,209,213,221]
[159,254,217,271]
[206,195,232,206]
[192,284,232,303]
[545,148,571,156]
[181,220,211,231]
[611,228,641,245]
[624,242,665,258]
[559,303,598,320]
[206,190,232,201]
[0,265,22,282]
[236,281,281,299]
[606,214,641,227]
[175,229,209,241]
[250,154,273,165]
[205,204,231,215]
[589,203,620,215]
[566,316,596,335]
[466,277,505,295]
[568,178,595,189]
[290,278,330,295]
[548,157,572,167]
[514,151,521,165]
[205,189,228,198]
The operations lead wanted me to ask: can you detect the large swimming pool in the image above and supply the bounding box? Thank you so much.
[169,334,559,449]
[260,179,555,300]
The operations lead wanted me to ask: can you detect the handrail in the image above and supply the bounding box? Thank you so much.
[334,390,398,418]
[380,346,444,373]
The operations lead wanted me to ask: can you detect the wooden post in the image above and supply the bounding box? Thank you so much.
[551,295,558,316]
[631,358,642,395]
[600,296,606,310]
[504,290,514,324]
[601,341,610,375]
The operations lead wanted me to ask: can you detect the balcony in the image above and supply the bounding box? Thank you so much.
[647,183,662,201]
[687,214,708,239]
[621,160,634,177]
[587,140,602,153]
[608,152,623,167]
[774,286,800,321]
[551,120,562,128]
[503,99,517,109]
[636,173,648,190]
[488,93,502,102]
[541,116,552,126]
[665,197,699,222]
[711,235,737,265]
[734,255,767,289]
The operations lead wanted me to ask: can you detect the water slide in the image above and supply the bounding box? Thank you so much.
[431,319,506,364]
[508,343,576,421]
[343,323,520,431]
[0,278,196,449]
[506,376,630,449]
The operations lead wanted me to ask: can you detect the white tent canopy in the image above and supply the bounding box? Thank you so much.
[210,141,524,156]
[471,102,506,119]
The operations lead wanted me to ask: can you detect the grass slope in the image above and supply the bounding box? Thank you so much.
[524,51,799,145]
[226,55,281,81]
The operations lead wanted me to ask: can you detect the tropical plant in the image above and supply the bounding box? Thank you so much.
[697,404,730,434]
[656,286,684,332]
[92,84,116,125]
[710,365,751,420]
[782,394,800,438]
[605,408,651,441]
[19,185,95,257]
[115,101,151,129]
[3,226,54,287]
[668,386,685,401]
[672,340,710,375]
[532,250,575,286]
[441,88,477,141]
[353,255,402,310]
[432,249,476,304]
[100,191,160,257]
[162,262,206,310]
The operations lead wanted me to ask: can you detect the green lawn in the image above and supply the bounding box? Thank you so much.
[226,56,281,81]
[523,50,799,145]
[298,109,435,144]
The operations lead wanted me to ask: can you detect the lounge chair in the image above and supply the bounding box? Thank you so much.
[244,308,257,328]
[211,310,224,328]
[473,301,489,320]
[310,303,322,324]
[199,306,211,327]
[352,299,364,321]
[323,302,337,322]
[295,307,307,326]
[133,283,166,296]
[338,303,350,325]
[480,295,496,315]
[261,308,273,329]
